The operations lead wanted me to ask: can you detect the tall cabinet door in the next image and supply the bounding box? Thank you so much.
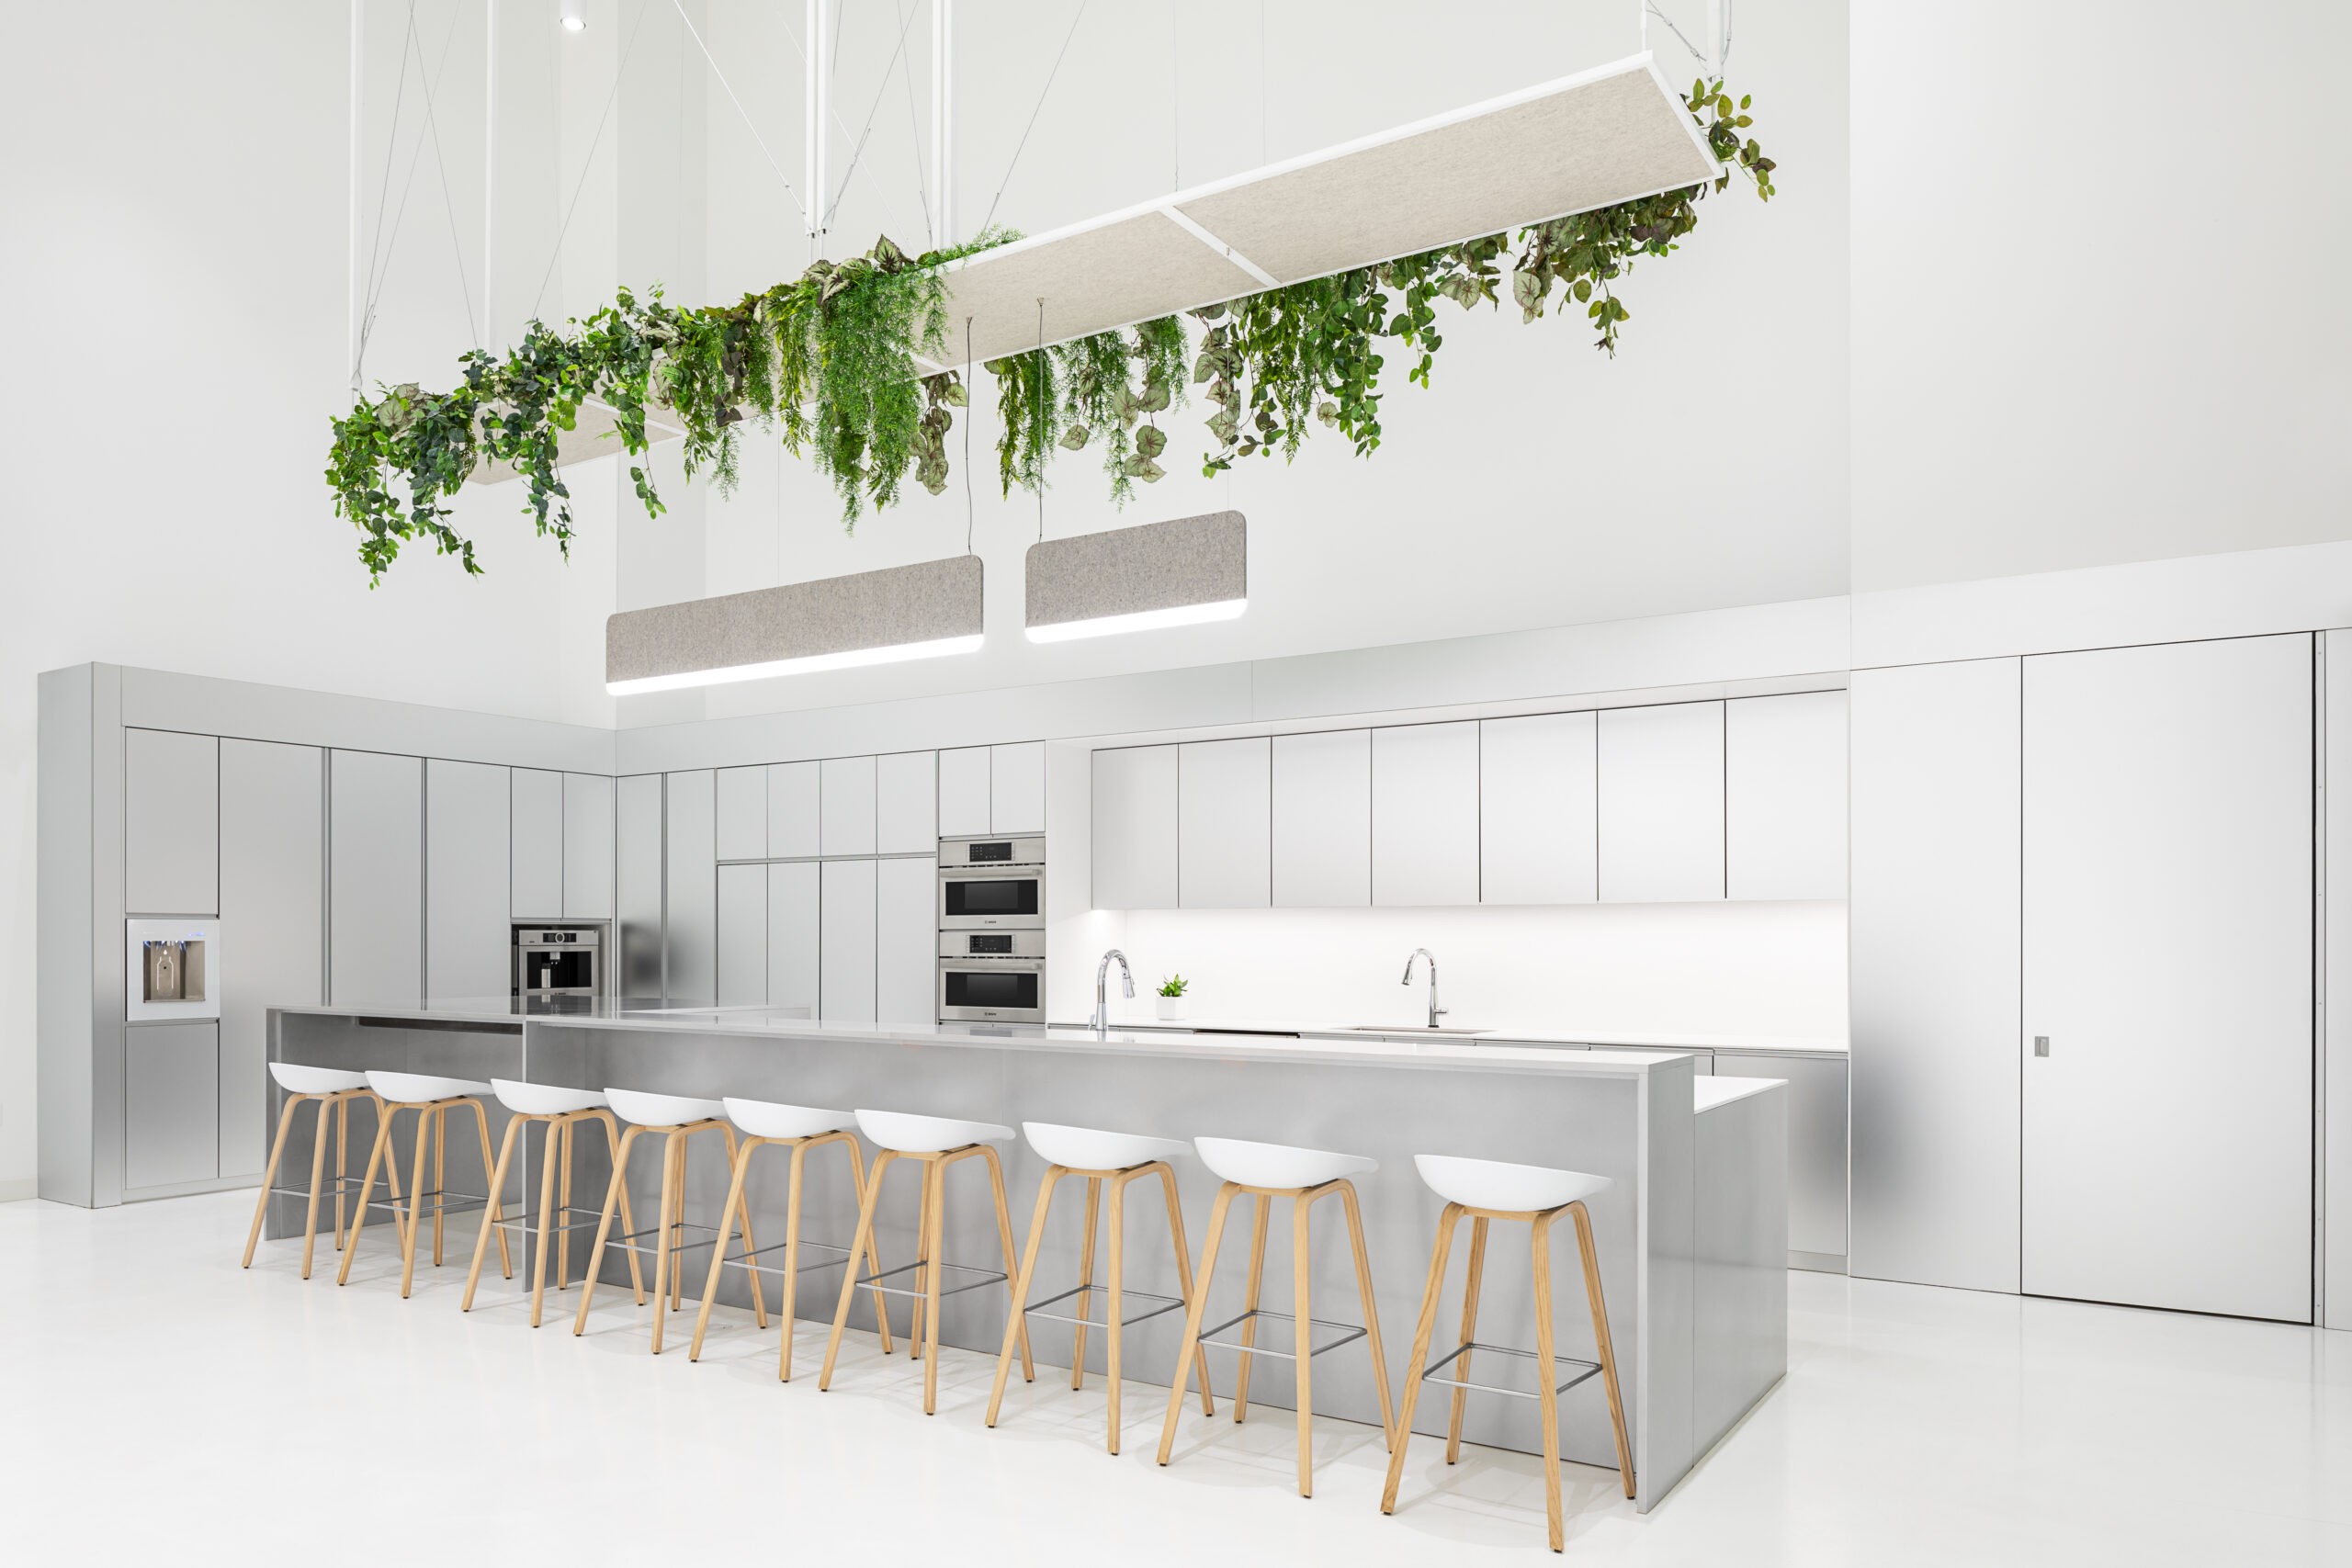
[876,857,938,1023]
[562,773,616,920]
[426,760,512,998]
[329,750,422,1006]
[820,859,878,1022]
[767,862,820,1016]
[2022,634,2313,1322]
[219,739,322,1180]
[616,776,664,997]
[664,772,717,1002]
[511,768,564,917]
[716,863,767,1006]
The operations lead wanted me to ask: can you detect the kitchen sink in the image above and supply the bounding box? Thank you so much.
[1338,1024,1487,1037]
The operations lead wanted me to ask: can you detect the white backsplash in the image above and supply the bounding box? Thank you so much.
[1053,901,1848,1038]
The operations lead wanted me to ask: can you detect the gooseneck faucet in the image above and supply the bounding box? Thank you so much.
[1092,949,1136,1033]
[1402,947,1447,1029]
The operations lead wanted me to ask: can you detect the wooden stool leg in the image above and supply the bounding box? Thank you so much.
[462,1112,526,1310]
[1532,1214,1564,1551]
[243,1091,306,1269]
[1070,1175,1102,1391]
[1448,1216,1490,1463]
[843,1139,894,1354]
[464,1099,514,1278]
[1233,1194,1271,1422]
[558,1116,575,1286]
[1105,1169,1131,1454]
[300,1093,332,1275]
[1340,1179,1396,1450]
[430,1106,446,1268]
[572,1124,643,1334]
[530,1115,564,1325]
[719,1127,769,1328]
[335,1095,349,1246]
[587,1111,646,1303]
[335,1107,395,1286]
[690,1135,758,1360]
[821,1149,893,1389]
[1382,1202,1464,1516]
[982,1145,1035,1380]
[988,1165,1063,1427]
[1570,1201,1635,1499]
[650,1132,680,1351]
[1153,1162,1216,1416]
[1292,1190,1317,1497]
[909,1154,932,1360]
[401,1110,434,1298]
[776,1139,808,1379]
[921,1156,949,1415]
[1158,1184,1236,1466]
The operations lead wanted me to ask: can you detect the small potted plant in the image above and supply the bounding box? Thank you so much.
[1156,975,1189,1021]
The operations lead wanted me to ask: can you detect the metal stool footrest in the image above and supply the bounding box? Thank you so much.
[359,1187,494,1217]
[853,1258,1008,1301]
[489,1206,606,1237]
[716,1236,861,1280]
[1022,1281,1185,1331]
[1197,1307,1366,1361]
[1421,1339,1601,1400]
[266,1173,377,1199]
[611,1219,724,1260]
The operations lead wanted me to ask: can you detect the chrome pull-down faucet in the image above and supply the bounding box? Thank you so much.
[1402,947,1446,1030]
[1092,949,1136,1033]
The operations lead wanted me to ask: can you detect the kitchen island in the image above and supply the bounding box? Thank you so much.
[264,998,1786,1509]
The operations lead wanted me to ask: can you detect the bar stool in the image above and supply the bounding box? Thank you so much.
[985,1122,1216,1453]
[241,1064,406,1279]
[819,1109,1034,1416]
[571,1089,763,1354]
[1156,1136,1396,1498]
[461,1080,642,1325]
[1379,1154,1634,1553]
[685,1098,899,1380]
[335,1071,511,1299]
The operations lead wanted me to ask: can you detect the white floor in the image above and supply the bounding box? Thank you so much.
[3,1192,2349,1564]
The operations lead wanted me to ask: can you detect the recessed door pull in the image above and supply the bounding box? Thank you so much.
[2033,1035,2050,1057]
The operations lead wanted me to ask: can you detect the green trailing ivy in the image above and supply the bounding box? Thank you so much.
[327,81,1769,581]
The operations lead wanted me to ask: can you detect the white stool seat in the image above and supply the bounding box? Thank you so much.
[605,1088,727,1127]
[366,1070,493,1105]
[1412,1153,1610,1213]
[1022,1122,1190,1171]
[269,1062,369,1096]
[491,1078,609,1117]
[722,1098,858,1141]
[1194,1135,1375,1190]
[854,1108,1013,1154]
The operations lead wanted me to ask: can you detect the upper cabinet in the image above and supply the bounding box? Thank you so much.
[716,765,768,861]
[1480,712,1598,905]
[1181,739,1272,908]
[989,742,1046,834]
[511,767,563,917]
[1725,691,1848,901]
[876,751,938,853]
[1599,702,1725,903]
[1272,729,1371,908]
[1093,745,1178,909]
[939,747,991,837]
[767,761,820,859]
[820,755,877,857]
[124,728,218,915]
[562,773,616,919]
[1373,722,1481,906]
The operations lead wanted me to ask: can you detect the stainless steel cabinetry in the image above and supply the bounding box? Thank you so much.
[125,728,218,915]
[1372,722,1481,906]
[1715,1049,1849,1266]
[1272,729,1371,907]
[124,1022,218,1190]
[767,861,820,1013]
[329,750,423,1006]
[1599,702,1724,902]
[1479,712,1597,904]
[218,739,322,1179]
[426,760,512,999]
[1092,746,1178,909]
[664,771,717,1002]
[1180,738,1271,908]
[616,775,663,996]
[717,862,767,1005]
[511,768,564,917]
[562,773,616,919]
[717,766,767,860]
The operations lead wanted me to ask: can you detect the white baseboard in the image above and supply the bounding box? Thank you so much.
[0,1178,40,1203]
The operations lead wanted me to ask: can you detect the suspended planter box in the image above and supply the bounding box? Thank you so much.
[922,53,1719,369]
[469,399,689,487]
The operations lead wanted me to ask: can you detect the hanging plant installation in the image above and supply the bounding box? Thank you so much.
[327,73,1772,582]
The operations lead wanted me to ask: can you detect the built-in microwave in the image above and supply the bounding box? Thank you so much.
[938,836,1046,930]
[937,931,1046,1022]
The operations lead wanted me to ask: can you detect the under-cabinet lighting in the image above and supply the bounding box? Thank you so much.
[1023,511,1248,645]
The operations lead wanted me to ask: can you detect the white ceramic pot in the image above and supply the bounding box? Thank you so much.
[1156,996,1186,1021]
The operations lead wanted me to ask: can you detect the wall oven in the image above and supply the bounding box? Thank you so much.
[937,931,1046,1023]
[513,924,603,997]
[937,836,1046,930]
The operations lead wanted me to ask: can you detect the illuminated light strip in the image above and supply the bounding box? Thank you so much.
[606,635,983,695]
[1024,599,1246,644]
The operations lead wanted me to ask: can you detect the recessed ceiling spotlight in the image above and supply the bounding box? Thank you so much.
[559,2,587,32]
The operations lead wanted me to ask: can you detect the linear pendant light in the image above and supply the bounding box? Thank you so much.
[1024,511,1246,643]
[606,556,983,695]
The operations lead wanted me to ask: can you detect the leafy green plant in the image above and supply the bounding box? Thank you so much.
[1157,975,1188,998]
[326,81,1770,581]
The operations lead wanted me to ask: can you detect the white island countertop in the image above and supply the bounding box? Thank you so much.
[1048,1013,1848,1055]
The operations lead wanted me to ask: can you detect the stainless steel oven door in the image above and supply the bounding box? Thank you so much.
[937,957,1046,1023]
[937,865,1046,930]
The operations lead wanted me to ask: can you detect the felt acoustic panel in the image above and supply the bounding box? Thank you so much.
[1024,512,1247,641]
